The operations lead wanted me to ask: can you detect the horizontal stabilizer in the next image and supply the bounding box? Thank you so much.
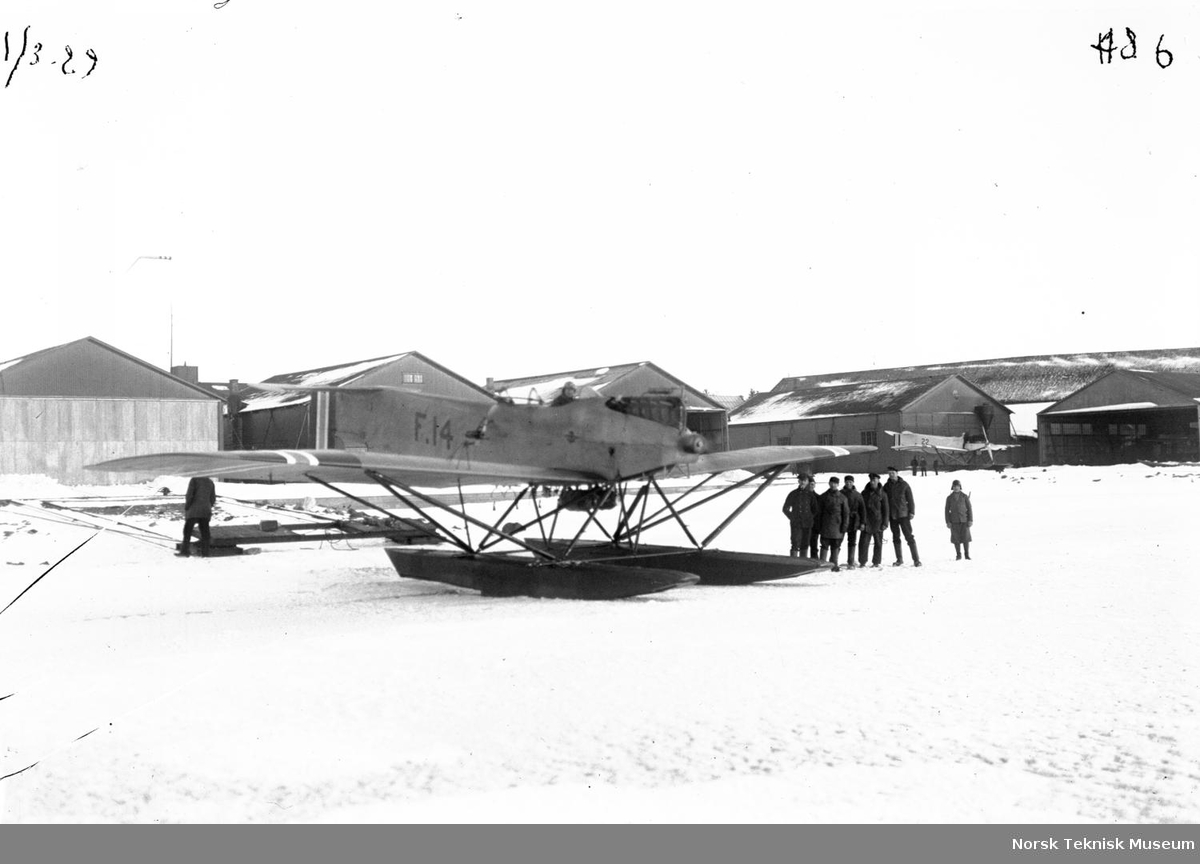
[668,444,875,477]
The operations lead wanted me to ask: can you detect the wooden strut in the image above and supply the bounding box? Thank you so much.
[302,472,476,556]
[474,486,531,550]
[360,470,561,561]
[699,464,787,548]
[610,466,784,545]
[474,486,611,556]
[309,462,796,564]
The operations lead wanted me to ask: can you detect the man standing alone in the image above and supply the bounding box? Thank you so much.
[944,479,974,560]
[179,475,216,558]
[884,466,921,567]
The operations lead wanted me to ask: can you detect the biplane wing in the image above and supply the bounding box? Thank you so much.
[87,449,601,487]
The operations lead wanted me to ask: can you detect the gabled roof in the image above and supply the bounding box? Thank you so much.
[1041,369,1200,416]
[706,394,746,412]
[731,375,964,425]
[238,351,494,413]
[1135,371,1200,397]
[0,336,219,399]
[490,361,726,411]
[769,347,1200,404]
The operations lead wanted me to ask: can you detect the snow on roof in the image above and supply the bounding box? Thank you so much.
[768,347,1200,404]
[492,363,646,396]
[731,379,939,425]
[1046,402,1161,415]
[239,353,411,413]
[491,361,721,409]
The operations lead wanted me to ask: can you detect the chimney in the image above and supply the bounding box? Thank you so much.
[172,364,199,384]
[226,378,245,449]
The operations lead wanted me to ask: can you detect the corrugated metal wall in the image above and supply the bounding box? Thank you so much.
[235,356,496,452]
[0,397,220,484]
[238,402,314,450]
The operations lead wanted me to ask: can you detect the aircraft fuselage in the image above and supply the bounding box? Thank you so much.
[330,389,703,483]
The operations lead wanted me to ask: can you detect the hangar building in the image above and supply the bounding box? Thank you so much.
[231,351,494,451]
[1038,371,1200,465]
[487,361,731,451]
[729,374,1013,475]
[761,346,1200,467]
[0,336,221,485]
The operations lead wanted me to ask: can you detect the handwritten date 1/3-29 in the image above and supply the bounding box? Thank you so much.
[1091,28,1173,68]
[4,26,98,88]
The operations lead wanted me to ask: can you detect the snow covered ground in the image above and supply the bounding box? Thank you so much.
[0,464,1196,823]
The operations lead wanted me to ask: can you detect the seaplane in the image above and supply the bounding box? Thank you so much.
[89,384,873,599]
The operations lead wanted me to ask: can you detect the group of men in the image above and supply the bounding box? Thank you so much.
[782,466,921,572]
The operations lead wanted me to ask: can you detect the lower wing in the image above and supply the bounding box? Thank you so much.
[87,449,600,487]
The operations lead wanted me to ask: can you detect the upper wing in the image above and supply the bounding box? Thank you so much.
[663,444,876,478]
[87,449,600,487]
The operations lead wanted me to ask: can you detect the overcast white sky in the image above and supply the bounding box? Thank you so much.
[3,2,1198,396]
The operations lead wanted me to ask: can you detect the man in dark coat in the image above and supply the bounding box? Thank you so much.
[781,474,819,557]
[815,476,850,572]
[858,472,890,568]
[180,475,217,557]
[944,478,974,560]
[884,466,921,567]
[839,475,866,570]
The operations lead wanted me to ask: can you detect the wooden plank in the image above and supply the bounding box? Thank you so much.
[200,521,439,548]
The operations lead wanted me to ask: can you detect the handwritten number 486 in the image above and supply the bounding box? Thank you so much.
[1092,28,1173,68]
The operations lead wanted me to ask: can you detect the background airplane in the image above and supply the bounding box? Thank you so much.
[885,429,1016,469]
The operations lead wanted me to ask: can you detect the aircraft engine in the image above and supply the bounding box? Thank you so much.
[678,431,707,455]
